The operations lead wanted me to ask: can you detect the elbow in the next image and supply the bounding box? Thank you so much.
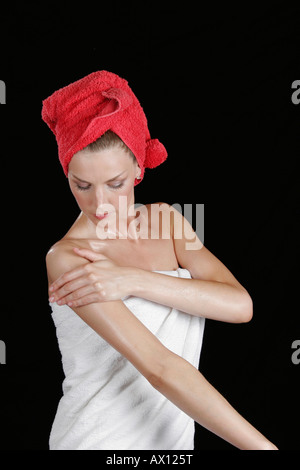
[233,290,253,324]
[147,368,165,391]
[145,351,176,391]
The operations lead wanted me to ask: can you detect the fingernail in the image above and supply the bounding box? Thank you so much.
[49,286,54,292]
[49,296,55,302]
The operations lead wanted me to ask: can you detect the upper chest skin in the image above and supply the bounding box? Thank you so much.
[63,203,180,271]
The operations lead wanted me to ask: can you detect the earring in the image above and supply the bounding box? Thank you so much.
[136,175,141,180]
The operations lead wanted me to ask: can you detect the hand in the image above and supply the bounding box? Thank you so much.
[48,247,134,307]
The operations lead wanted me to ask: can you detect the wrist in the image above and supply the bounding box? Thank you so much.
[126,267,147,297]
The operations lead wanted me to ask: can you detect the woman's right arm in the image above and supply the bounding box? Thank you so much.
[46,243,277,450]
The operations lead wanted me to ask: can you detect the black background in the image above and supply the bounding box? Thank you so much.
[0,1,299,453]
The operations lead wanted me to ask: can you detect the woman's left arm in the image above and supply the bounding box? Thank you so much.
[131,264,252,324]
[130,207,253,323]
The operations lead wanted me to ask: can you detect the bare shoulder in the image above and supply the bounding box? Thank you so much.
[46,238,78,261]
[142,202,174,238]
[148,202,196,235]
[145,202,172,212]
[46,239,88,285]
[146,201,185,218]
[145,201,176,222]
[144,201,196,243]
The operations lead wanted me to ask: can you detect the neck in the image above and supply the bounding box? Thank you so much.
[78,207,149,241]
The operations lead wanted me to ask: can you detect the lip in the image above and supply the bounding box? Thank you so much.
[95,212,109,221]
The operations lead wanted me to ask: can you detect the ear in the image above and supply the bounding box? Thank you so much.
[136,165,142,180]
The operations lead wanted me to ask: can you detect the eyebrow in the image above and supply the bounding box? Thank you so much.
[71,170,127,184]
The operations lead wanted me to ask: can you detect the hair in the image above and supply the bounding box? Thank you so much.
[85,130,136,161]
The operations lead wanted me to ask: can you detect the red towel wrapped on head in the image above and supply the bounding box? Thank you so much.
[42,70,167,185]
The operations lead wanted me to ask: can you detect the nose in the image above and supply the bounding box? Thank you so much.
[94,187,111,215]
[95,187,105,209]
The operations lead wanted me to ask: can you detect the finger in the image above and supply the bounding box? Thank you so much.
[73,247,102,262]
[49,275,92,302]
[74,247,108,262]
[49,265,88,293]
[55,284,96,306]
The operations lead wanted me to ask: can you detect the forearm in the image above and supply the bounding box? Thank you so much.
[153,354,277,450]
[130,269,253,323]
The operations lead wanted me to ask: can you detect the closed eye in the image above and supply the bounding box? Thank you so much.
[75,182,124,191]
[109,181,124,190]
[76,183,91,191]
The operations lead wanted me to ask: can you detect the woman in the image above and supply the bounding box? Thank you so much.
[43,70,277,450]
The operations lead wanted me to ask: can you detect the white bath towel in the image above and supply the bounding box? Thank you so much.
[49,268,205,450]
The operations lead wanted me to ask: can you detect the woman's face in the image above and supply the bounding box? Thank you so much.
[68,146,140,227]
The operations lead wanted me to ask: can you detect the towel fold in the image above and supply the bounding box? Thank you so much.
[49,268,205,450]
[41,70,167,184]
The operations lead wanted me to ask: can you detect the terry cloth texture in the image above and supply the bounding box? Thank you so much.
[42,70,167,185]
[49,268,205,450]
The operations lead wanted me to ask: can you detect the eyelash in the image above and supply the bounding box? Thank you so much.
[76,185,90,191]
[76,182,124,191]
